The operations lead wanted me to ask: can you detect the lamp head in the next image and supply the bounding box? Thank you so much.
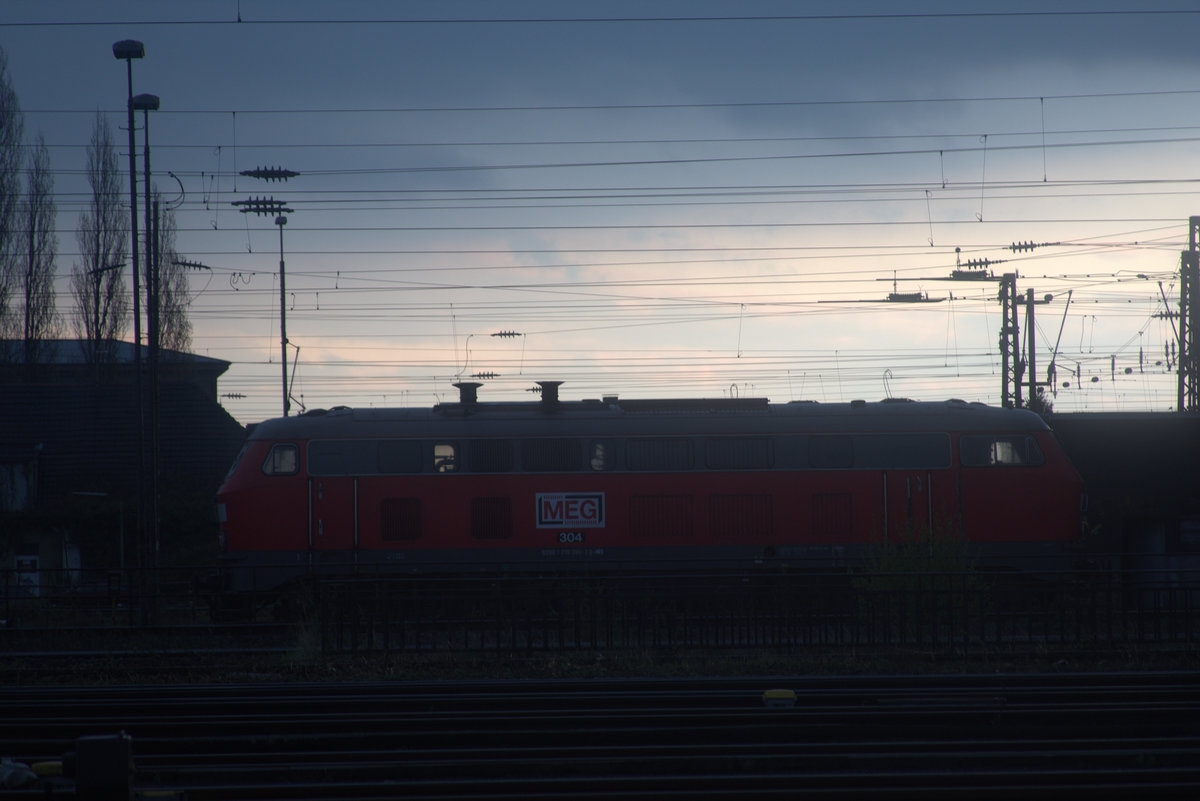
[131,93,160,111]
[112,40,145,60]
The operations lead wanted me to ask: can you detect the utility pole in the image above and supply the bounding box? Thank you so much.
[233,181,296,416]
[1026,288,1037,407]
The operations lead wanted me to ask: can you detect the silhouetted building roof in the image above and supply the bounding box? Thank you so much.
[0,339,246,510]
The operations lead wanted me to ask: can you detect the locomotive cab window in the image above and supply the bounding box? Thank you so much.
[225,442,250,481]
[433,442,458,473]
[262,443,298,475]
[960,434,1045,467]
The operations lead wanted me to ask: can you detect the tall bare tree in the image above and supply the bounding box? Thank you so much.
[20,132,60,362]
[0,46,25,346]
[70,112,128,363]
[151,192,192,354]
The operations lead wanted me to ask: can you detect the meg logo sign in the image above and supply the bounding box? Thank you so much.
[536,493,605,528]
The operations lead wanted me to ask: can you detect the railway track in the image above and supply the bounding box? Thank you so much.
[2,673,1199,799]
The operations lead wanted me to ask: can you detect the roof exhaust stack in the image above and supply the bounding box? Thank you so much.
[537,380,563,413]
[454,382,482,407]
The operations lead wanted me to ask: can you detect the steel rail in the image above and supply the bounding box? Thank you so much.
[2,675,1200,799]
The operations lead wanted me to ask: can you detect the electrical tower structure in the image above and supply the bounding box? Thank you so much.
[998,273,1023,408]
[1181,216,1200,411]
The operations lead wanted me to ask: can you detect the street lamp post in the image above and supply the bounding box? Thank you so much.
[233,194,295,416]
[111,40,147,581]
[132,93,159,358]
[132,93,160,572]
[112,41,144,363]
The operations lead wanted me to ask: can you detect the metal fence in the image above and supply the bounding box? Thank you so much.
[3,564,1199,658]
[2,565,211,628]
[317,568,1200,656]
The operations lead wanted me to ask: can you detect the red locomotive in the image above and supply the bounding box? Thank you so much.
[215,382,1086,594]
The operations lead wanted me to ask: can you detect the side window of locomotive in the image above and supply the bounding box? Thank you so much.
[522,438,581,472]
[469,439,514,472]
[808,435,853,469]
[309,439,383,476]
[433,442,458,473]
[262,443,299,475]
[308,440,346,475]
[378,440,422,474]
[960,435,1045,467]
[627,438,693,471]
[775,436,807,468]
[589,441,612,471]
[706,437,773,469]
[852,433,951,469]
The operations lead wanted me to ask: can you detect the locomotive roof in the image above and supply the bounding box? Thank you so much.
[247,395,1050,440]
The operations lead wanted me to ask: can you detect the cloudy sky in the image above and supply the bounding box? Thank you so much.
[4,1,1199,423]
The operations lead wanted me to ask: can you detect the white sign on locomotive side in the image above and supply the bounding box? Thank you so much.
[536,492,605,529]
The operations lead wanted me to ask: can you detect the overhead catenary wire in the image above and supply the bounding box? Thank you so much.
[8,16,1190,419]
[7,8,1200,28]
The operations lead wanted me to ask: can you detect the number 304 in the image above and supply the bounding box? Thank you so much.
[558,531,585,544]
